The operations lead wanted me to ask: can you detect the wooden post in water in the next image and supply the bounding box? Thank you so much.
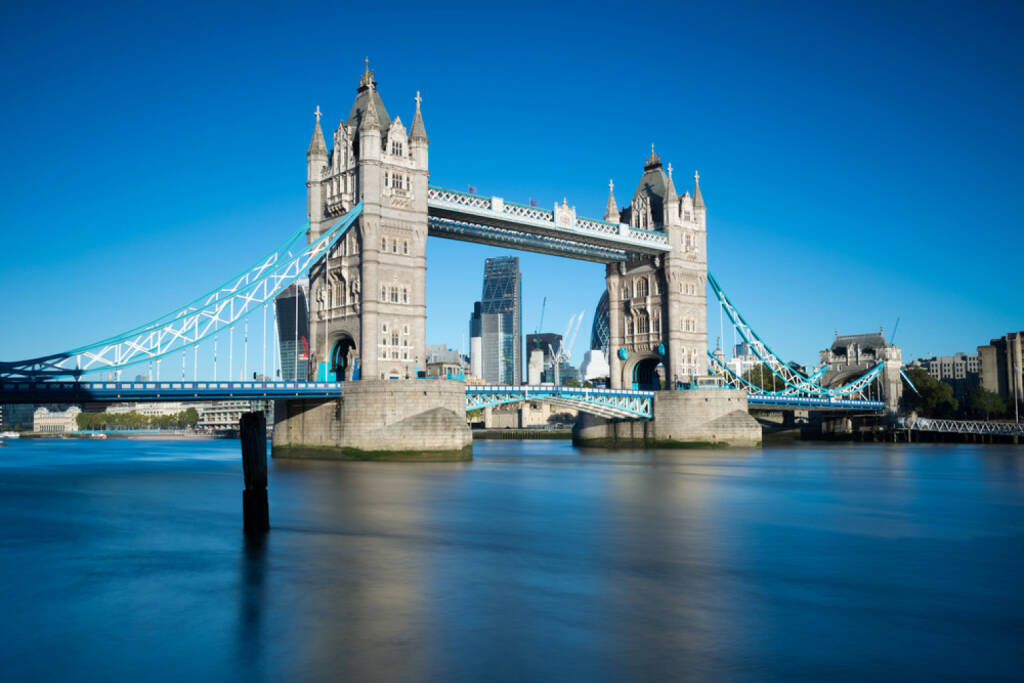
[240,411,269,534]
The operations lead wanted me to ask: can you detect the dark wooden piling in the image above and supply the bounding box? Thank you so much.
[240,412,269,534]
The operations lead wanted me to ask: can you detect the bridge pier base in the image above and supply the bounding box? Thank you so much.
[271,379,472,461]
[573,388,761,448]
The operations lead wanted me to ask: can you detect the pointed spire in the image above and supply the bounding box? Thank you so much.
[308,105,327,156]
[361,82,381,132]
[693,170,705,209]
[604,179,619,222]
[665,162,678,202]
[410,90,428,142]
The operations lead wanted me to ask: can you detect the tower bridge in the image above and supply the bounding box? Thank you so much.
[0,61,896,458]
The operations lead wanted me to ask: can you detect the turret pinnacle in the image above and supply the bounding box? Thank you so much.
[693,170,705,209]
[665,163,678,203]
[361,83,382,131]
[410,90,428,142]
[604,179,619,223]
[307,105,327,156]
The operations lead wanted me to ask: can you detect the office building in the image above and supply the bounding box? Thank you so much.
[978,331,1024,413]
[470,257,522,384]
[275,279,309,381]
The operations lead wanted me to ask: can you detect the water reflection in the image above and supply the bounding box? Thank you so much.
[1,439,1023,680]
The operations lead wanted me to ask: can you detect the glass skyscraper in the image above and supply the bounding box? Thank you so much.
[472,257,522,385]
[275,280,309,381]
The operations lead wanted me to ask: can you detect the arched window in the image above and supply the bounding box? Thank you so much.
[402,288,408,303]
[392,239,397,253]
[635,277,649,297]
[392,333,399,346]
[381,237,386,250]
[403,241,408,255]
[381,286,386,300]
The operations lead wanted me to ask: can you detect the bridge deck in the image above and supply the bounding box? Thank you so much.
[0,380,884,416]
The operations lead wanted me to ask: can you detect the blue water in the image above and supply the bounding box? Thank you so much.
[1,438,1023,681]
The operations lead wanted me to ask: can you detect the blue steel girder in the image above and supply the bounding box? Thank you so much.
[427,186,670,261]
[466,385,653,420]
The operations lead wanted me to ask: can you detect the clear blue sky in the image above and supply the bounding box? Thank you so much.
[1,0,1021,379]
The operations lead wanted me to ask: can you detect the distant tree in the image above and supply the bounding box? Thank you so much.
[902,367,958,418]
[563,378,581,387]
[742,363,782,393]
[969,386,1006,420]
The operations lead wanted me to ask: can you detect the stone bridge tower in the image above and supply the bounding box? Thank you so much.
[305,61,429,383]
[605,149,708,390]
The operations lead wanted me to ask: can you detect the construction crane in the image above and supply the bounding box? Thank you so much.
[535,297,547,334]
[547,310,584,385]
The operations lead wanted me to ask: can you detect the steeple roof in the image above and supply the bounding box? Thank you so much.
[693,170,705,209]
[347,66,390,131]
[665,163,678,203]
[308,105,327,156]
[628,163,669,225]
[358,82,384,131]
[604,179,619,222]
[410,90,428,142]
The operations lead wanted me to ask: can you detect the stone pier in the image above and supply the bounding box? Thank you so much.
[272,379,472,461]
[573,388,762,448]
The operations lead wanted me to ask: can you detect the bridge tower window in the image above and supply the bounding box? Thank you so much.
[392,239,397,253]
[402,288,408,303]
[403,241,408,255]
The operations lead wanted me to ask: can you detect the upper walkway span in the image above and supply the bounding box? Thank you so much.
[427,185,671,263]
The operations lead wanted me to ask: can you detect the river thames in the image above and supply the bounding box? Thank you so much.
[1,438,1022,681]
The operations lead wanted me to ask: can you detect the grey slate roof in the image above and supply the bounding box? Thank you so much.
[622,165,669,226]
[347,85,391,131]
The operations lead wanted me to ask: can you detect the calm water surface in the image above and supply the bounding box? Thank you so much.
[1,438,1023,681]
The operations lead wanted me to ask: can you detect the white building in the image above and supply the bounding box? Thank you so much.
[579,349,610,382]
[105,402,195,417]
[33,406,82,433]
[198,401,271,431]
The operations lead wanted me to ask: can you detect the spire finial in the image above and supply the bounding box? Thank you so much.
[693,170,705,209]
[667,163,673,178]
[609,179,614,192]
[360,57,375,88]
[644,144,661,169]
[414,90,422,111]
[694,170,700,183]
[314,105,322,123]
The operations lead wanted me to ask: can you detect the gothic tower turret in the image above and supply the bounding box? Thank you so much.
[306,106,328,238]
[305,60,429,384]
[605,149,709,389]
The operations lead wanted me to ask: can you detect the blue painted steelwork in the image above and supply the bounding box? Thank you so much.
[466,385,655,419]
[707,351,884,399]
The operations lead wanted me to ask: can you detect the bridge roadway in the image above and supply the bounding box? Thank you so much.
[0,380,884,419]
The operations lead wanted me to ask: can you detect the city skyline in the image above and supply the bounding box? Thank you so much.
[1,1,1021,377]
